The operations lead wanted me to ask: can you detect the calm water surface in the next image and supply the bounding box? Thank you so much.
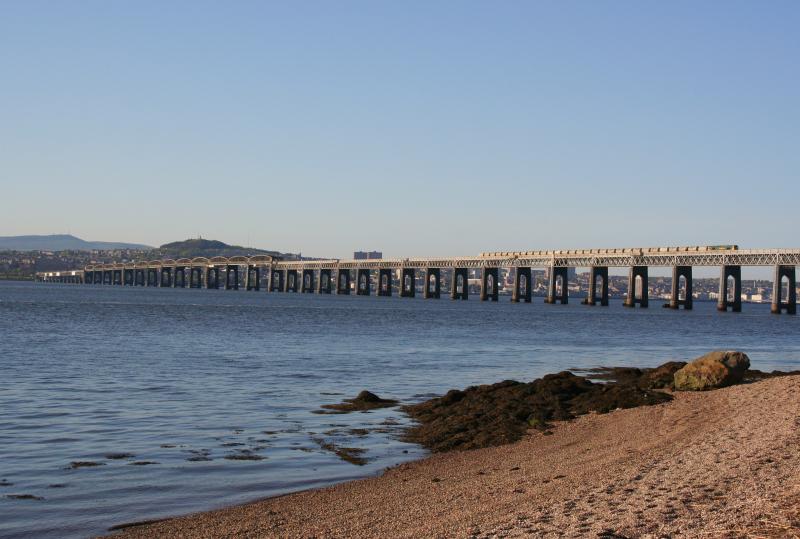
[1,281,798,538]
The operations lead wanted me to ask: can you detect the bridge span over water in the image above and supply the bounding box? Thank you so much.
[37,246,798,314]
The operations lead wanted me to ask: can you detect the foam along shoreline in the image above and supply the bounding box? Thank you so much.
[108,373,800,538]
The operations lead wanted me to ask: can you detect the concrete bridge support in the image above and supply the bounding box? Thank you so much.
[357,269,371,296]
[123,268,134,286]
[160,268,172,287]
[545,266,568,304]
[271,270,284,292]
[246,265,261,291]
[624,266,649,308]
[378,269,393,297]
[318,269,332,294]
[205,267,220,289]
[174,267,186,288]
[717,265,742,312]
[146,268,158,287]
[285,270,298,292]
[337,270,351,294]
[225,265,239,290]
[302,269,315,293]
[189,267,202,288]
[771,265,796,315]
[94,271,103,284]
[424,268,441,299]
[511,267,532,303]
[134,269,145,286]
[669,266,693,310]
[480,267,499,301]
[104,270,113,285]
[451,268,469,300]
[400,268,416,298]
[586,266,609,306]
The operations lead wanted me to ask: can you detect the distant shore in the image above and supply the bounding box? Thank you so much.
[108,374,800,538]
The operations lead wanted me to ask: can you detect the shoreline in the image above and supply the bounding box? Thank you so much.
[107,374,800,538]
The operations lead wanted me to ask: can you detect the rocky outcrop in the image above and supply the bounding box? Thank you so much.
[673,351,751,391]
[402,371,673,452]
[315,391,399,414]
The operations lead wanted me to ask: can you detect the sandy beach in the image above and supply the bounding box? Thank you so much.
[110,375,800,538]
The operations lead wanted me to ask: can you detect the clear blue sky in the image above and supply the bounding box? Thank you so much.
[1,1,798,259]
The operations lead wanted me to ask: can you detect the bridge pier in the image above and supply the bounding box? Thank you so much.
[271,269,284,292]
[424,268,441,299]
[246,265,261,291]
[205,267,220,289]
[174,267,186,288]
[285,270,298,292]
[122,269,133,286]
[225,265,239,290]
[669,266,693,310]
[624,266,648,308]
[146,268,158,287]
[94,271,103,284]
[357,269,371,296]
[318,269,332,294]
[771,265,796,315]
[511,267,532,303]
[302,269,315,293]
[160,267,172,287]
[378,269,392,297]
[133,269,145,286]
[545,266,568,304]
[451,268,469,300]
[717,265,742,312]
[480,267,499,301]
[337,270,351,294]
[400,268,416,298]
[189,267,203,288]
[585,266,609,306]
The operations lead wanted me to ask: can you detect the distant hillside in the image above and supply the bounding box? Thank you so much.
[152,238,284,259]
[0,234,153,251]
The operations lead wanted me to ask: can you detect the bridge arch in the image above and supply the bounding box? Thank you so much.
[726,275,736,303]
[677,275,687,301]
[555,274,564,297]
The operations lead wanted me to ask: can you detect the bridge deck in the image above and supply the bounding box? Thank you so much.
[75,247,800,273]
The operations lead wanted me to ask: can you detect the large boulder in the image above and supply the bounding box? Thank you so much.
[673,351,750,391]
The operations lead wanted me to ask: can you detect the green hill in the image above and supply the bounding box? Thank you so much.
[151,239,286,259]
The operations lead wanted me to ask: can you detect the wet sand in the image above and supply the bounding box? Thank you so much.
[110,375,800,538]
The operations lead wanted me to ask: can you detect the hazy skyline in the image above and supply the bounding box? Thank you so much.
[2,2,798,259]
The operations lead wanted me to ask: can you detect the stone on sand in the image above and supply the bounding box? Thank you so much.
[673,350,750,391]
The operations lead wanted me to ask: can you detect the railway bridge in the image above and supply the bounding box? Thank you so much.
[37,246,799,314]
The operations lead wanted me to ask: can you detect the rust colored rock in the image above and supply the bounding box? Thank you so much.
[673,350,750,391]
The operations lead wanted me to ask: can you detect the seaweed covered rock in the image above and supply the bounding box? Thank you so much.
[673,351,750,391]
[584,362,688,390]
[642,361,688,389]
[316,391,399,414]
[402,371,672,452]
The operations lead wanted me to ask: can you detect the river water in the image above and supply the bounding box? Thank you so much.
[1,281,798,538]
